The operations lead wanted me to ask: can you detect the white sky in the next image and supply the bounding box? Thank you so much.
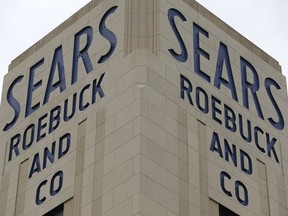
[0,0,287,98]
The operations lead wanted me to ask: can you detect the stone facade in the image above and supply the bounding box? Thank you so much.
[0,0,287,215]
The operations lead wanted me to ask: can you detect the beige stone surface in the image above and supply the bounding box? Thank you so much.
[0,0,288,216]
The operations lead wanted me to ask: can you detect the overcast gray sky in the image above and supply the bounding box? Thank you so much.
[0,0,287,99]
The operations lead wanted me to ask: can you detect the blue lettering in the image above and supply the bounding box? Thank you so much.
[36,180,47,205]
[220,171,232,197]
[239,114,252,143]
[50,171,63,196]
[224,139,237,167]
[36,171,64,205]
[25,59,45,117]
[210,132,223,158]
[37,113,47,142]
[224,104,236,132]
[23,124,35,150]
[254,126,265,153]
[72,26,94,84]
[64,93,77,121]
[211,96,222,125]
[265,78,284,130]
[240,150,252,175]
[168,8,188,62]
[29,153,41,178]
[220,171,249,206]
[193,22,210,82]
[9,134,21,161]
[44,46,66,104]
[43,141,56,170]
[49,106,61,133]
[240,57,264,119]
[3,75,24,131]
[59,133,71,159]
[235,180,249,206]
[214,42,238,101]
[180,74,193,105]
[266,133,279,163]
[29,134,71,179]
[196,87,209,114]
[79,84,90,111]
[98,6,118,64]
[92,73,105,104]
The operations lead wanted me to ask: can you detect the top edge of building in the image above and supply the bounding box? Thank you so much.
[8,0,281,72]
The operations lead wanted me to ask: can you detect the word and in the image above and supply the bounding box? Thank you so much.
[210,131,252,175]
[29,133,71,179]
[210,131,251,206]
